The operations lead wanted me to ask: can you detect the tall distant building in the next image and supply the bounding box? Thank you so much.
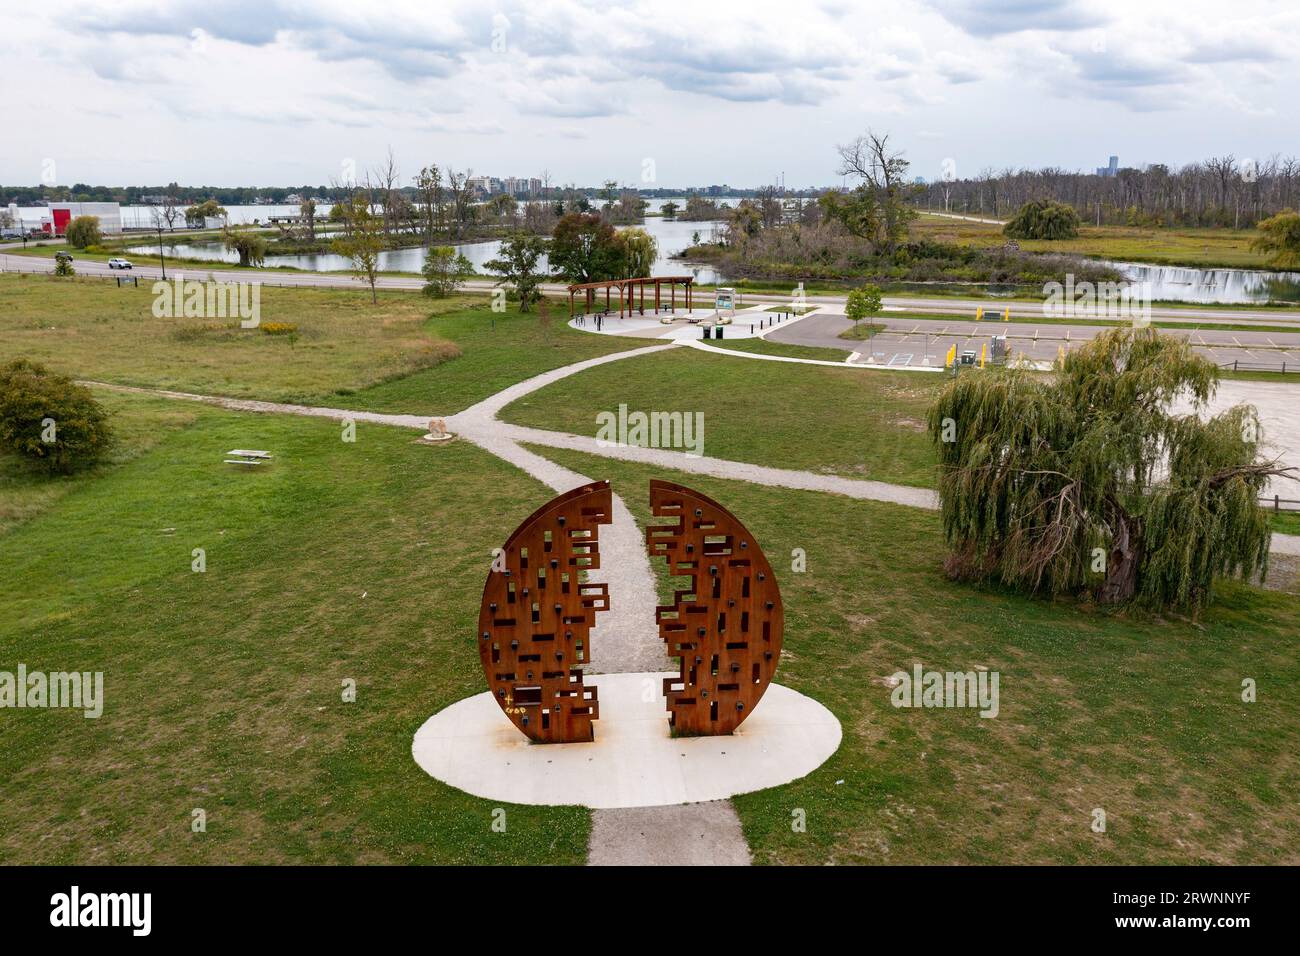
[1095,155,1119,177]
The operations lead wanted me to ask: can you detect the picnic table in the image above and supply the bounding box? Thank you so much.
[224,449,272,466]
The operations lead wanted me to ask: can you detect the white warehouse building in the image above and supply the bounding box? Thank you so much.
[46,201,122,236]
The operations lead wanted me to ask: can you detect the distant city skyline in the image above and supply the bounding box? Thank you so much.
[3,0,1297,189]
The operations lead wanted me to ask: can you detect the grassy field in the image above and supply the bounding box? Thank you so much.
[531,445,1300,865]
[1269,510,1300,536]
[0,274,648,412]
[499,345,942,487]
[0,393,590,864]
[914,213,1275,270]
[710,337,856,362]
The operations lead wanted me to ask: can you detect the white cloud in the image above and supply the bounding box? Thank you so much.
[1,0,1296,186]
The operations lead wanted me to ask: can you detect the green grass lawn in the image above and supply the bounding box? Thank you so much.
[0,274,649,413]
[500,346,942,487]
[0,393,589,864]
[530,445,1300,865]
[345,302,650,415]
[711,337,854,362]
[1269,510,1300,536]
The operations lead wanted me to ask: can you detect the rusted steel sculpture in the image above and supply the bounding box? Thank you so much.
[646,479,784,734]
[477,481,612,742]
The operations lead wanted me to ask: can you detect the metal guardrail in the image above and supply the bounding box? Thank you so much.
[1223,361,1299,374]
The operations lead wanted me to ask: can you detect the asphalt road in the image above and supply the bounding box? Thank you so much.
[769,312,1300,373]
[4,242,1300,330]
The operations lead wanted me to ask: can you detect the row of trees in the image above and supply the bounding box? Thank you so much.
[919,155,1300,229]
[336,206,661,310]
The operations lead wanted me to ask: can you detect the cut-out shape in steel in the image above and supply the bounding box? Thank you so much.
[477,481,612,742]
[646,479,784,735]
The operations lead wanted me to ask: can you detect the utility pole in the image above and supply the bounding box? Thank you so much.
[156,221,166,279]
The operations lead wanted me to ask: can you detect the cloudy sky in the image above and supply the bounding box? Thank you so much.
[2,0,1296,189]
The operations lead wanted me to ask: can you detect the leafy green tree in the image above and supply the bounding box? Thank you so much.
[485,233,547,312]
[844,284,883,335]
[184,199,228,228]
[330,193,385,303]
[0,358,113,474]
[421,246,474,297]
[63,216,101,249]
[223,229,267,267]
[926,327,1292,611]
[726,201,763,241]
[549,213,621,282]
[826,131,919,254]
[682,196,720,221]
[615,227,658,278]
[661,201,680,219]
[1003,199,1081,240]
[819,187,881,244]
[487,193,518,222]
[1251,208,1300,268]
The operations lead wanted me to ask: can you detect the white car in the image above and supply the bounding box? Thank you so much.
[107,258,133,270]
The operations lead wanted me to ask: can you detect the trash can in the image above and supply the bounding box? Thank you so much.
[714,325,724,339]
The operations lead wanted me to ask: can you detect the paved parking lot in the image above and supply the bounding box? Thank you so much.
[770,313,1300,372]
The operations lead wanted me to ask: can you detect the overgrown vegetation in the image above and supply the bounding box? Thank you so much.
[0,359,113,473]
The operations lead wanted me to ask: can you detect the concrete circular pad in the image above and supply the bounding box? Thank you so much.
[411,672,842,809]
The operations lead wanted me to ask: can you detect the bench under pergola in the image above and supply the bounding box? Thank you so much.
[567,276,695,319]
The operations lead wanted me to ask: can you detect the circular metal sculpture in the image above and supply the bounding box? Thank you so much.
[646,479,784,735]
[477,481,612,743]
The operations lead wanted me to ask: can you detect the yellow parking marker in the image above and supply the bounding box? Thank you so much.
[1003,307,1010,321]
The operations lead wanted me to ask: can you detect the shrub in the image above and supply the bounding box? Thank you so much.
[0,359,113,474]
[53,259,75,277]
[260,322,298,336]
[1003,200,1081,240]
[63,216,102,249]
[421,246,475,297]
[1251,208,1300,269]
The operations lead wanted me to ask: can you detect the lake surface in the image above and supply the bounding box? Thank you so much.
[127,214,729,285]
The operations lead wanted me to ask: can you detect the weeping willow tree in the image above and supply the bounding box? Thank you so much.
[1003,199,1080,240]
[926,327,1293,612]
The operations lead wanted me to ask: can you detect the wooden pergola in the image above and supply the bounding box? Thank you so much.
[567,276,695,319]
